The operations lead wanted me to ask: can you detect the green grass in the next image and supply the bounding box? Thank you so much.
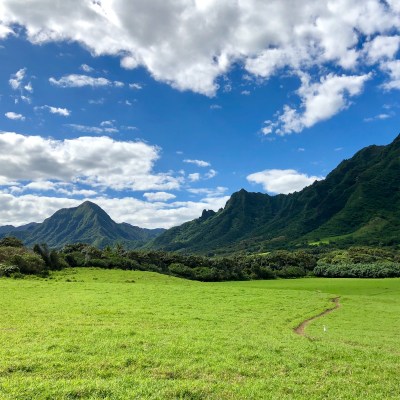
[1,269,399,399]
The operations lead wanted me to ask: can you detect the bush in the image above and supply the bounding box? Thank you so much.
[168,263,194,279]
[314,262,400,278]
[0,263,20,277]
[12,253,46,275]
[0,237,24,248]
[276,266,306,278]
[0,246,45,275]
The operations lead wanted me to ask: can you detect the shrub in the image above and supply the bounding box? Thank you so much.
[314,262,400,278]
[0,237,24,248]
[0,263,20,277]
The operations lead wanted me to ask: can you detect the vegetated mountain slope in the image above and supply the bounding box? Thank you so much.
[1,201,164,249]
[151,135,400,254]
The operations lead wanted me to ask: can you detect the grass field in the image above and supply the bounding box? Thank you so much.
[1,268,399,399]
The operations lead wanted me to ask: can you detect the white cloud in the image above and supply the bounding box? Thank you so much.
[66,124,118,134]
[9,68,26,90]
[264,73,371,135]
[5,112,25,121]
[143,192,176,202]
[88,98,105,105]
[247,169,324,194]
[121,125,138,131]
[80,63,94,72]
[0,132,182,192]
[17,180,98,197]
[187,186,227,197]
[24,82,33,93]
[9,68,33,102]
[205,169,217,179]
[210,104,222,110]
[187,168,217,182]
[188,173,200,182]
[37,105,71,116]
[129,83,142,90]
[183,159,211,167]
[0,193,230,229]
[0,0,399,131]
[0,23,13,39]
[49,74,123,88]
[364,113,392,122]
[1,0,398,98]
[100,120,115,127]
[364,35,400,64]
[381,60,400,90]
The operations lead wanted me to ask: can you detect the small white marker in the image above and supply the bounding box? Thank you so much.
[323,325,327,332]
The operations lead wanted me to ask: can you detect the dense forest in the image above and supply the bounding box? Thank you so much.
[1,236,400,281]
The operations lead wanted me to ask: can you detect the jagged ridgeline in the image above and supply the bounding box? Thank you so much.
[149,134,400,254]
[1,135,400,253]
[0,201,164,249]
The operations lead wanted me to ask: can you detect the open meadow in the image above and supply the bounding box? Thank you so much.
[0,268,399,399]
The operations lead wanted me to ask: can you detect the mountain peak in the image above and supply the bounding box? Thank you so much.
[79,200,102,210]
[75,201,111,218]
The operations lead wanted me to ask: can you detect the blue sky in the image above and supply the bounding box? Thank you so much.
[0,0,399,228]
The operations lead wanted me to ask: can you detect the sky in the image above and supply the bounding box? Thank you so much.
[0,0,399,229]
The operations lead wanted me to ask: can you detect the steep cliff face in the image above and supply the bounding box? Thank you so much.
[151,135,400,253]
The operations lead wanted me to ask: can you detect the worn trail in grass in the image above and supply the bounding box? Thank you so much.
[0,269,399,399]
[294,296,340,336]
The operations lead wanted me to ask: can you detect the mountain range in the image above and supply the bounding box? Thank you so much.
[150,134,400,254]
[1,134,400,253]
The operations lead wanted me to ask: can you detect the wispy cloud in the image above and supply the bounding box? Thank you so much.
[183,159,211,167]
[36,105,71,116]
[49,74,124,88]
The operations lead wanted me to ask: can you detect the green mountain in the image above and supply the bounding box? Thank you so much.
[151,134,400,254]
[1,201,164,249]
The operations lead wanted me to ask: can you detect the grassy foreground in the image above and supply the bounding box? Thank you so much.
[0,269,399,399]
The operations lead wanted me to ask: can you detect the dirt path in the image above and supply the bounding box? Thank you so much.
[294,297,341,336]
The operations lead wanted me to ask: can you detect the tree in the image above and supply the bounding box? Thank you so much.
[0,236,24,248]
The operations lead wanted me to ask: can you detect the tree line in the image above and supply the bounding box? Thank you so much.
[1,236,400,280]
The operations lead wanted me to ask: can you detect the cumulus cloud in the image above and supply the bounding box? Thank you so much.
[5,112,25,121]
[183,159,211,167]
[0,1,399,133]
[381,60,400,90]
[49,74,123,88]
[0,132,182,191]
[364,35,400,64]
[263,73,371,135]
[0,23,13,39]
[0,193,230,228]
[143,192,176,202]
[0,0,398,99]
[15,180,97,197]
[247,169,324,194]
